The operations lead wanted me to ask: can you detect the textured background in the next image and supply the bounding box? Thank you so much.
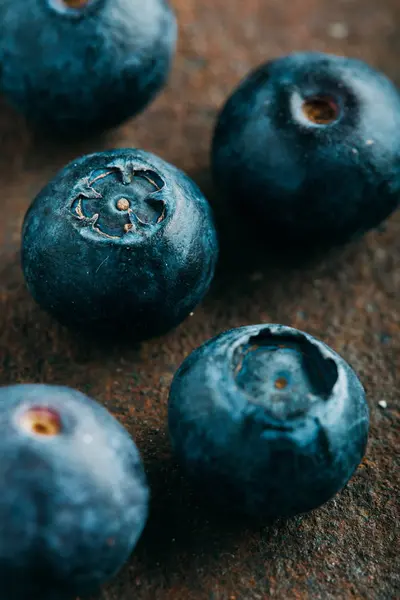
[0,0,399,598]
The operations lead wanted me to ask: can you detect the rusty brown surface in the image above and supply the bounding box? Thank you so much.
[0,0,399,598]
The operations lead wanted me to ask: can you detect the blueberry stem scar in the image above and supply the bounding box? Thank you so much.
[19,407,62,437]
[274,377,288,390]
[61,0,89,7]
[50,0,91,11]
[116,198,131,211]
[301,96,340,125]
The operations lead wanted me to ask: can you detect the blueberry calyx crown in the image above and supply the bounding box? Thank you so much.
[70,160,167,239]
[231,327,339,421]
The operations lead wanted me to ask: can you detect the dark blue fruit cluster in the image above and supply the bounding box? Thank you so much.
[0,384,148,600]
[0,0,177,134]
[22,148,218,339]
[212,52,400,248]
[168,324,369,518]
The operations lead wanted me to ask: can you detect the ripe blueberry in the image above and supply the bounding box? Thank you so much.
[212,52,400,248]
[168,324,369,518]
[0,0,177,134]
[0,384,148,600]
[22,149,218,339]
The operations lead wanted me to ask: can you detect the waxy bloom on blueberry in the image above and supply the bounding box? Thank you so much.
[0,384,148,600]
[169,324,369,518]
[0,0,177,134]
[212,52,400,248]
[22,149,218,339]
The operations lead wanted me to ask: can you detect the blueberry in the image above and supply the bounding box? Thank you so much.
[0,0,176,135]
[22,148,218,339]
[0,384,148,600]
[212,52,400,248]
[168,324,369,518]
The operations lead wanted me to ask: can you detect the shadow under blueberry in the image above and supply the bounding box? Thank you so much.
[0,258,143,394]
[84,432,311,600]
[130,415,312,585]
[191,166,371,275]
[25,126,117,175]
[188,166,373,331]
[0,92,118,179]
[191,168,376,270]
[121,450,285,587]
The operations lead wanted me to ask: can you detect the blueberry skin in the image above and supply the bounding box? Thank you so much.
[168,324,369,518]
[212,52,400,248]
[0,0,176,135]
[0,384,149,600]
[22,148,218,339]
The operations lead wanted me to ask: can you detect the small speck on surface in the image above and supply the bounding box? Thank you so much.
[378,400,388,409]
[328,22,349,39]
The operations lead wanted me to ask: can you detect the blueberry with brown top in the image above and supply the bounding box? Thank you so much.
[0,384,148,599]
[212,52,400,249]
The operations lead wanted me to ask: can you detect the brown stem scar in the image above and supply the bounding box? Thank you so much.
[117,198,131,211]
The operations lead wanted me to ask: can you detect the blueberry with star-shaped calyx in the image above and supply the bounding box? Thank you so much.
[22,149,218,339]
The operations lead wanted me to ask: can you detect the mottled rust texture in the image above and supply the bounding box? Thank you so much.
[0,0,399,599]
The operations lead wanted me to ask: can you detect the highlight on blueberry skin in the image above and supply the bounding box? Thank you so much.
[0,384,149,600]
[0,0,177,134]
[212,52,400,248]
[168,324,369,519]
[22,148,218,340]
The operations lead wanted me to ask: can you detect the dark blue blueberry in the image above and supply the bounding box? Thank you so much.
[22,148,218,339]
[0,384,148,600]
[168,324,369,518]
[212,52,400,249]
[0,0,176,135]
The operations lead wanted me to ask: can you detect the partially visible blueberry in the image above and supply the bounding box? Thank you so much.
[22,148,218,339]
[0,0,177,134]
[212,52,400,248]
[0,384,148,600]
[168,324,369,518]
